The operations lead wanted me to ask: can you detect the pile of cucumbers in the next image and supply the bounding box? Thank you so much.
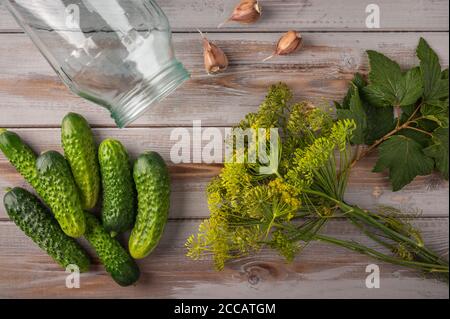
[0,113,171,287]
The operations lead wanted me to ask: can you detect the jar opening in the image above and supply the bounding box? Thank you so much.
[110,60,190,128]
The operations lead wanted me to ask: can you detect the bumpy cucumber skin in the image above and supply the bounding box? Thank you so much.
[36,151,86,238]
[98,139,135,236]
[4,188,90,272]
[129,152,170,259]
[0,130,40,189]
[61,113,100,210]
[84,213,140,287]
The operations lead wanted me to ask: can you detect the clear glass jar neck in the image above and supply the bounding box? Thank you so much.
[109,59,189,128]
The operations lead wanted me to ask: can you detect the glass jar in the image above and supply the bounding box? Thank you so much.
[5,0,190,128]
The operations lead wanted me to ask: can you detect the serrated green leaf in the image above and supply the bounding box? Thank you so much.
[424,127,449,179]
[421,102,448,115]
[338,73,366,110]
[337,85,367,144]
[422,115,449,128]
[352,73,367,89]
[364,104,395,145]
[363,51,423,108]
[363,84,392,108]
[338,71,395,145]
[420,101,449,129]
[366,50,402,84]
[401,67,424,106]
[373,135,434,191]
[417,38,449,105]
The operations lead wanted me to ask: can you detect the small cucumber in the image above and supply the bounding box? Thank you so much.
[84,213,140,287]
[129,152,170,259]
[0,129,40,190]
[36,151,86,238]
[98,139,135,236]
[61,113,100,210]
[4,187,90,272]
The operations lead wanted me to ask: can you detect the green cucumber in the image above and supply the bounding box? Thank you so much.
[84,213,140,287]
[36,151,86,238]
[0,129,40,190]
[4,187,90,272]
[61,113,100,210]
[98,139,135,236]
[129,152,170,259]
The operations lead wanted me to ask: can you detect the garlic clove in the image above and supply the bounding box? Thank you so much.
[218,0,262,28]
[263,31,303,62]
[199,30,229,74]
[276,31,303,55]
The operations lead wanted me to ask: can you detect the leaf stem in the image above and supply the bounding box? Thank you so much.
[350,103,425,167]
[404,126,433,137]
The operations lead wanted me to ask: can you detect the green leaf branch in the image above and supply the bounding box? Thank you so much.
[338,37,449,190]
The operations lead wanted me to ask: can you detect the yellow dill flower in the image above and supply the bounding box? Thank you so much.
[329,119,356,151]
[269,231,300,262]
[286,137,335,189]
[286,119,355,189]
[287,102,333,135]
[242,185,272,218]
[220,163,253,204]
[268,178,302,211]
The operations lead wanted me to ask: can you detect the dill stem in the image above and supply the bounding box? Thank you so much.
[314,234,449,273]
[302,189,448,268]
[347,205,446,265]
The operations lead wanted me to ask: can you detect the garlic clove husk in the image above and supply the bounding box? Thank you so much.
[218,0,262,28]
[199,30,229,74]
[276,31,302,55]
[263,31,303,62]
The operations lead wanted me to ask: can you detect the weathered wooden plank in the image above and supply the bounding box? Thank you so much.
[0,0,449,32]
[0,128,448,219]
[0,218,447,298]
[0,32,448,128]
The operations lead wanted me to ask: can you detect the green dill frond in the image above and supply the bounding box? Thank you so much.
[185,209,265,270]
[238,112,259,129]
[242,185,273,218]
[259,82,293,116]
[185,215,231,270]
[238,83,293,130]
[372,206,425,247]
[206,177,225,214]
[269,230,301,262]
[287,102,333,136]
[329,119,356,152]
[286,136,336,189]
[285,119,355,191]
[220,162,253,207]
[393,243,414,261]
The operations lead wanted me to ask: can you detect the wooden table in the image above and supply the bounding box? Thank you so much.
[0,0,448,299]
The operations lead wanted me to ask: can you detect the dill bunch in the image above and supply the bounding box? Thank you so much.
[186,83,449,276]
[186,83,353,269]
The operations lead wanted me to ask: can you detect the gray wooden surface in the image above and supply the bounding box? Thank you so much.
[0,0,448,298]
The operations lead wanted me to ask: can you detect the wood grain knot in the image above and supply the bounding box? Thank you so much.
[241,261,284,285]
